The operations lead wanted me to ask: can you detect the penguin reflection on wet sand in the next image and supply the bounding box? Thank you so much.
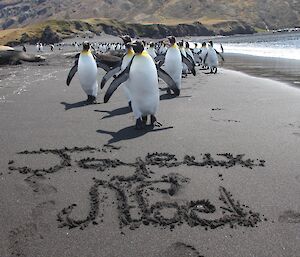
[66,41,98,103]
[104,41,179,130]
[204,41,225,74]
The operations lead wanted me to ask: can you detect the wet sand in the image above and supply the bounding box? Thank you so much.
[0,44,300,257]
[222,53,300,88]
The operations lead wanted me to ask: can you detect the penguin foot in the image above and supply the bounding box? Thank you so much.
[142,116,148,125]
[135,118,145,130]
[166,88,172,95]
[87,95,97,104]
[128,101,132,112]
[150,115,162,127]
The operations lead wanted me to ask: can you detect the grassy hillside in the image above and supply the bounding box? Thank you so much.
[0,0,299,31]
[0,18,256,46]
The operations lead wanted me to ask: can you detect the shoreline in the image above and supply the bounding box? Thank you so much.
[221,53,300,88]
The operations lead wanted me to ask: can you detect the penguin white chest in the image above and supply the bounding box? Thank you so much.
[207,47,218,67]
[127,53,159,117]
[164,47,182,88]
[78,52,98,96]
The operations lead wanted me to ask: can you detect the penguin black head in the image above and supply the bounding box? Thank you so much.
[130,41,144,54]
[120,35,132,44]
[167,36,176,45]
[202,42,207,47]
[185,42,190,48]
[149,42,155,47]
[178,41,183,47]
[209,41,213,47]
[82,41,90,51]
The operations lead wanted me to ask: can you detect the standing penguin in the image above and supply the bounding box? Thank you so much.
[104,41,159,129]
[199,42,208,69]
[178,41,189,76]
[104,41,178,129]
[204,41,224,74]
[162,36,183,93]
[147,42,157,60]
[100,35,134,109]
[157,36,195,95]
[66,41,98,103]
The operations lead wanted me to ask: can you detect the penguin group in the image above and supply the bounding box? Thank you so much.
[65,36,224,130]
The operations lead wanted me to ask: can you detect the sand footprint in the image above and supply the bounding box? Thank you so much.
[278,210,300,223]
[24,175,57,195]
[8,200,56,257]
[160,242,204,257]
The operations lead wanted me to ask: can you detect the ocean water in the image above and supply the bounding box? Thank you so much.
[207,32,300,86]
[215,31,300,60]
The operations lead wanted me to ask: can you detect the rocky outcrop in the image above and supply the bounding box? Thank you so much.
[1,19,257,46]
[98,21,214,39]
[40,26,61,44]
[210,21,256,36]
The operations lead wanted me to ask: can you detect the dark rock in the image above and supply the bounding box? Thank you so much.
[40,26,61,44]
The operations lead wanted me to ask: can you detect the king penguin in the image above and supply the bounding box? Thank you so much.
[147,42,157,60]
[100,35,134,110]
[66,41,98,103]
[204,41,224,74]
[104,41,174,129]
[162,36,183,94]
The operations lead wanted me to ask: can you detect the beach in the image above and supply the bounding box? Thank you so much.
[0,40,300,257]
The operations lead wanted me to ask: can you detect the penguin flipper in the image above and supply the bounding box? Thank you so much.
[186,53,196,66]
[104,66,130,103]
[96,61,111,72]
[215,50,225,61]
[181,54,196,76]
[203,53,208,64]
[101,65,121,89]
[156,67,180,96]
[66,63,78,86]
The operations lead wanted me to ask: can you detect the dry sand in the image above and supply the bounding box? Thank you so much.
[0,46,300,257]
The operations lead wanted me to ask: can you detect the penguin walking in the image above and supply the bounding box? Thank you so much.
[203,41,224,74]
[66,41,99,103]
[156,36,195,95]
[185,42,195,66]
[162,36,183,94]
[199,42,208,69]
[178,41,189,76]
[104,41,178,129]
[100,35,135,110]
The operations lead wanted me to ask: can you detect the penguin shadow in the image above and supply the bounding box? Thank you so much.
[160,93,192,101]
[94,106,131,119]
[97,125,174,144]
[61,100,103,110]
